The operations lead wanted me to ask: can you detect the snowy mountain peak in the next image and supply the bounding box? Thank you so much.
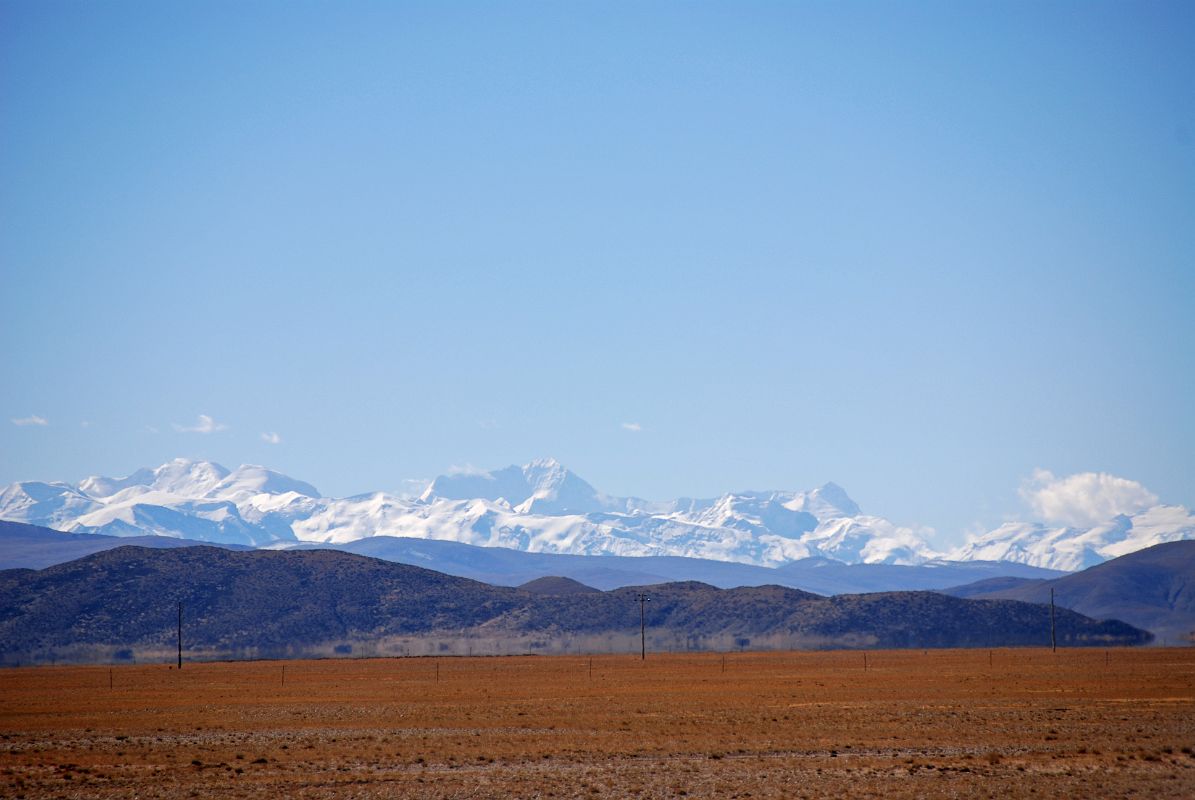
[421,458,604,515]
[516,458,605,515]
[78,467,157,499]
[80,458,234,499]
[77,459,316,504]
[209,465,320,502]
[520,458,570,492]
[803,482,861,518]
[150,458,231,496]
[420,464,531,505]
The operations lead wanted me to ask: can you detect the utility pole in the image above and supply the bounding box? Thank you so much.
[635,593,650,660]
[1050,588,1057,653]
[177,601,183,670]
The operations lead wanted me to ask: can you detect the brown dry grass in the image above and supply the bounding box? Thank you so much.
[2,648,1194,798]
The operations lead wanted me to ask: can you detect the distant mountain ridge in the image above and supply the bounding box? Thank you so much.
[0,521,1065,596]
[0,545,1150,665]
[2,458,1192,571]
[313,534,1067,594]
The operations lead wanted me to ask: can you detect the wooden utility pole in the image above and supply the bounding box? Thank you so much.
[635,593,650,660]
[177,601,183,669]
[1050,588,1057,653]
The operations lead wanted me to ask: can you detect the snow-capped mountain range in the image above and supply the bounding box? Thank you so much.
[2,458,1192,571]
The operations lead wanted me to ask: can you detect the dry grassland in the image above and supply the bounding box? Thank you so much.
[2,648,1194,798]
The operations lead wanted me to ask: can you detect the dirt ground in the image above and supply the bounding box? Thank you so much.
[2,648,1193,798]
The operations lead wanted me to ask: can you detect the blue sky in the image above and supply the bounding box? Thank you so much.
[2,0,1192,546]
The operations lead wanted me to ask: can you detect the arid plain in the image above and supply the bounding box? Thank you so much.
[2,648,1193,799]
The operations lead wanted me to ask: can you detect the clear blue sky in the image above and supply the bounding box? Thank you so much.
[2,1,1192,546]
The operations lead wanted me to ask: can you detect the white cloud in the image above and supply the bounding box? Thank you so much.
[621,422,643,432]
[172,414,228,434]
[11,415,48,426]
[447,463,487,476]
[80,420,91,428]
[1020,468,1158,528]
[260,431,282,445]
[397,478,431,499]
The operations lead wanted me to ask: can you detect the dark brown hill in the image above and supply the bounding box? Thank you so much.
[0,546,1150,664]
[518,576,601,595]
[942,540,1195,644]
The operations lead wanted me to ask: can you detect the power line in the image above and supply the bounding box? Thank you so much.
[1050,588,1057,653]
[634,593,651,660]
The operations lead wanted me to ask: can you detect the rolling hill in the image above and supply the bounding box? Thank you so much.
[0,545,1150,665]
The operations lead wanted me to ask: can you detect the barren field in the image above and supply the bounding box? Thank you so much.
[2,648,1194,798]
